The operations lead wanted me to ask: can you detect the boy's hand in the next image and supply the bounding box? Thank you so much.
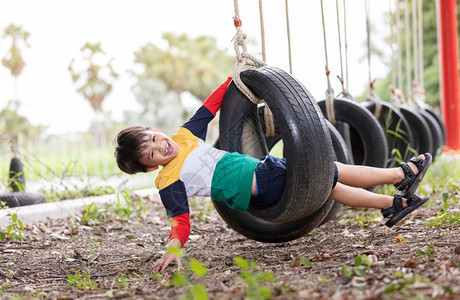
[153,239,183,272]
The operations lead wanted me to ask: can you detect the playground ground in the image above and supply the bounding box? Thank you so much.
[0,179,459,300]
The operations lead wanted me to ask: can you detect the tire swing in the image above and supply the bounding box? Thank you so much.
[415,106,444,158]
[319,121,353,224]
[218,67,335,223]
[0,157,46,207]
[360,2,414,167]
[316,0,388,170]
[215,83,352,236]
[362,100,414,167]
[213,77,337,242]
[391,0,434,157]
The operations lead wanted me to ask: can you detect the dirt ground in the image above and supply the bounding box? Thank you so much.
[0,187,459,300]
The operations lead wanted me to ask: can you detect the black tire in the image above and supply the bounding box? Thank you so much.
[219,66,335,222]
[423,106,447,148]
[0,192,46,207]
[320,121,354,224]
[399,105,433,155]
[212,137,335,243]
[317,98,388,168]
[9,157,26,192]
[362,101,414,167]
[416,107,444,158]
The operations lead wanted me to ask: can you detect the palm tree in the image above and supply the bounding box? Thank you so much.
[1,24,30,109]
[68,42,118,112]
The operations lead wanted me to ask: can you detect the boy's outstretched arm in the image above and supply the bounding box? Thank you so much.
[182,77,232,141]
[202,77,233,115]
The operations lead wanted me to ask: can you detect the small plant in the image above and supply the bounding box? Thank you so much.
[384,274,431,296]
[416,244,435,258]
[67,273,98,290]
[341,254,372,278]
[234,257,275,300]
[426,187,460,227]
[169,258,209,300]
[0,212,26,241]
[355,213,381,227]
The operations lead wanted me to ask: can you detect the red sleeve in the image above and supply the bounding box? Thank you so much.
[169,213,191,247]
[202,77,232,116]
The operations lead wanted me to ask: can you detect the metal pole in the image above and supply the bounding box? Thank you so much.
[436,0,460,151]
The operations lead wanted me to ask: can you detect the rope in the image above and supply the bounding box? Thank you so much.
[388,0,401,109]
[232,0,275,136]
[336,0,353,99]
[404,0,412,100]
[417,0,424,88]
[412,0,419,86]
[285,0,293,74]
[343,0,349,91]
[396,0,403,94]
[258,0,266,62]
[364,0,382,118]
[320,0,336,124]
[413,0,426,109]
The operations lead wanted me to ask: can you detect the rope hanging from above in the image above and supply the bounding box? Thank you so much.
[364,0,382,119]
[335,0,353,100]
[285,0,293,74]
[320,0,336,124]
[232,0,275,136]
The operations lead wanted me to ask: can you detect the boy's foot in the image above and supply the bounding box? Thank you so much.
[382,194,430,227]
[394,153,432,198]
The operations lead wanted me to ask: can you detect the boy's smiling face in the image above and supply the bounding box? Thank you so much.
[139,129,179,172]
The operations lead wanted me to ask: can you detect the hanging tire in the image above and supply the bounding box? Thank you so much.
[416,107,444,158]
[362,101,414,167]
[423,106,446,148]
[212,135,333,243]
[317,98,388,168]
[8,157,26,192]
[399,105,433,155]
[219,66,335,222]
[0,192,46,207]
[320,121,354,224]
[211,120,351,241]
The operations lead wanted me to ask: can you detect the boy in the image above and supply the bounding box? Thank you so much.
[114,77,432,272]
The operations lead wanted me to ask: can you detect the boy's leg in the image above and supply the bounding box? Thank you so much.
[329,182,394,209]
[335,154,427,189]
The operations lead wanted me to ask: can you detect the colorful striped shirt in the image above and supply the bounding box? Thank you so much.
[154,77,259,246]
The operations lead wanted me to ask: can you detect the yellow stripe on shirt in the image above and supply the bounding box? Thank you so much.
[155,127,200,189]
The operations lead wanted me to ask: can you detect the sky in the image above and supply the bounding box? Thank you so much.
[0,0,390,135]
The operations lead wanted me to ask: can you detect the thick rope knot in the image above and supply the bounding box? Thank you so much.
[233,16,242,28]
[366,80,382,119]
[232,0,274,136]
[337,76,354,100]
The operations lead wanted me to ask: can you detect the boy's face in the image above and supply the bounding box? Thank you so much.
[139,129,179,172]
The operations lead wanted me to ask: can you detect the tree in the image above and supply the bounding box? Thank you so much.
[128,33,234,131]
[133,33,234,102]
[1,24,30,77]
[68,42,118,112]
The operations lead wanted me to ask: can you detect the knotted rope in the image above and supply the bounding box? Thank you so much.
[232,0,275,136]
[320,0,336,124]
[336,0,353,100]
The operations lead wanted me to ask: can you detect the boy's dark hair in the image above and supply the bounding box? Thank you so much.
[113,125,152,174]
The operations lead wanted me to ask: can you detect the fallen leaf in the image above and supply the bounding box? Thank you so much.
[454,245,460,255]
[403,257,423,268]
